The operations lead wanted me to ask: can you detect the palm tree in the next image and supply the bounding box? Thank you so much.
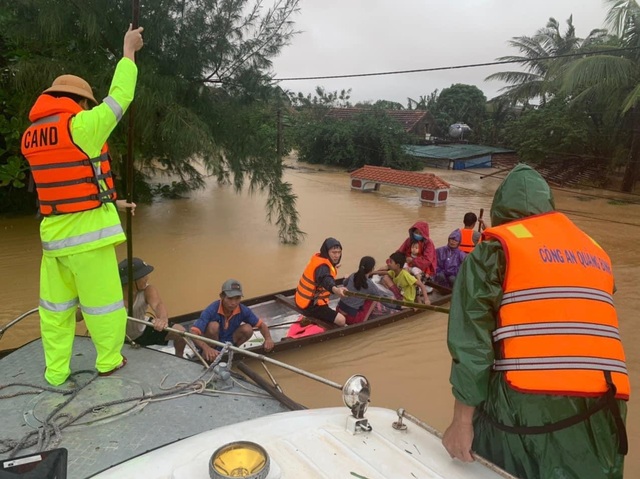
[486,16,607,106]
[561,0,640,192]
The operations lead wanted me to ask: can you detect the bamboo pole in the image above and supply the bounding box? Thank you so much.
[125,0,141,317]
[342,290,450,314]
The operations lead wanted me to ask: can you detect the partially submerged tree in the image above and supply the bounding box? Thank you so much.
[0,0,304,243]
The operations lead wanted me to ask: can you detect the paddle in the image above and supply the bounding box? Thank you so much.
[478,207,484,232]
[342,290,450,314]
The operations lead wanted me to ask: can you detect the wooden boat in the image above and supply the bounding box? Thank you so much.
[168,280,452,356]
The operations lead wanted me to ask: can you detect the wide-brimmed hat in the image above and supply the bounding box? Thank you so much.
[221,279,243,298]
[44,74,98,105]
[118,258,154,285]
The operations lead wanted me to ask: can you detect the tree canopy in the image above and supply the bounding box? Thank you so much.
[292,107,416,170]
[425,84,487,139]
[486,5,640,191]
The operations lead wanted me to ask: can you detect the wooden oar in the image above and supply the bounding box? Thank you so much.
[478,207,484,232]
[342,290,450,314]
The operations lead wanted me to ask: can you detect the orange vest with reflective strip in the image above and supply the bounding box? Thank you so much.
[295,254,336,309]
[21,96,116,216]
[483,212,629,400]
[459,228,475,253]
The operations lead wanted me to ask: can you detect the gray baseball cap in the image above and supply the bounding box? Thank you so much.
[221,279,243,298]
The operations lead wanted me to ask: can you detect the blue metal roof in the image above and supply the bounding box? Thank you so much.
[404,144,514,160]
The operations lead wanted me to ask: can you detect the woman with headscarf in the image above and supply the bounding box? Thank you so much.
[435,229,467,288]
[294,237,348,326]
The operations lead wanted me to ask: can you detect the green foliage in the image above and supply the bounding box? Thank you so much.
[486,16,609,106]
[355,99,405,110]
[505,100,590,161]
[0,34,34,213]
[0,0,306,242]
[293,110,417,170]
[0,157,26,188]
[428,84,487,138]
[289,87,352,109]
[559,0,640,191]
[475,98,520,146]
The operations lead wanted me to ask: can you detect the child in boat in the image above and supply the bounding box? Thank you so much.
[404,241,425,279]
[119,257,187,358]
[337,256,394,324]
[375,252,429,304]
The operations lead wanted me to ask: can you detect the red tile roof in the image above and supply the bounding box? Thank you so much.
[350,165,450,190]
[326,108,429,132]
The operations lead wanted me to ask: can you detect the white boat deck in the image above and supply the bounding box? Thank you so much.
[94,407,508,479]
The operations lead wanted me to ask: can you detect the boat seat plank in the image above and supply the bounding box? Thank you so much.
[274,294,338,330]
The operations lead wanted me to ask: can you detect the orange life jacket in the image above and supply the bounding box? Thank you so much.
[21,95,116,216]
[459,228,475,253]
[295,254,336,309]
[483,211,629,400]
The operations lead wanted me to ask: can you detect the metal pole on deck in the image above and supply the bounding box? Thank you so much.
[126,317,344,390]
[126,0,141,316]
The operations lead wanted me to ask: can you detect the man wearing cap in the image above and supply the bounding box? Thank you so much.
[20,25,144,385]
[118,258,186,358]
[190,279,275,361]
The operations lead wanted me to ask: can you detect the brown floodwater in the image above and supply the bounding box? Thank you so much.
[1,163,639,474]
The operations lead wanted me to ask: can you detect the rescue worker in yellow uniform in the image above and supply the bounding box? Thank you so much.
[442,164,628,479]
[20,25,144,386]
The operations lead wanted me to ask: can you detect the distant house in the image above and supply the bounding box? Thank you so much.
[326,108,435,139]
[350,165,450,206]
[404,144,516,170]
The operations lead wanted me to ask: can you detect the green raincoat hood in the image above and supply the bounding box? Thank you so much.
[490,164,555,227]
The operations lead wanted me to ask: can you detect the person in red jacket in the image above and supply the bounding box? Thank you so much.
[396,221,436,279]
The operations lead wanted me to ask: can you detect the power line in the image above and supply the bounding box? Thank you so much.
[274,47,640,82]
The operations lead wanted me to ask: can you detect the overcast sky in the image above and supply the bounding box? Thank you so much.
[270,0,610,105]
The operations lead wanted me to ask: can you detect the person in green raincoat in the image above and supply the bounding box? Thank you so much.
[442,164,628,479]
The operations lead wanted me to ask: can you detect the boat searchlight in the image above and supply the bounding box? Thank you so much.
[209,441,270,479]
[342,374,371,419]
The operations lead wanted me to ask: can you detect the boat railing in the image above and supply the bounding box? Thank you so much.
[393,408,519,479]
[128,317,345,391]
[0,308,39,340]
